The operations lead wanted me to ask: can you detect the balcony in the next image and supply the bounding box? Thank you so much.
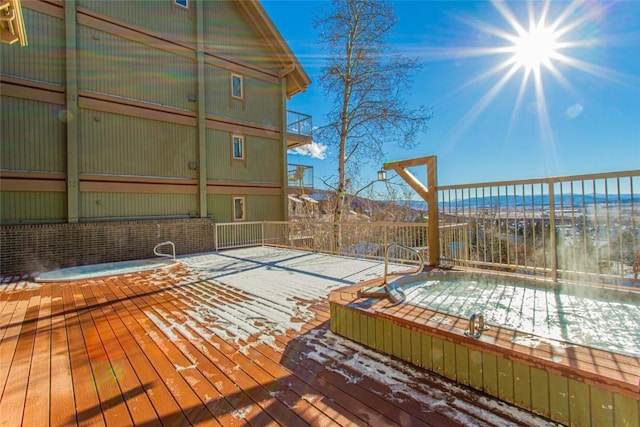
[287,163,313,192]
[286,110,312,148]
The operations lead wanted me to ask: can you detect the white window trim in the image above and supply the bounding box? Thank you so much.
[174,0,189,10]
[232,134,245,160]
[231,73,244,99]
[233,196,246,222]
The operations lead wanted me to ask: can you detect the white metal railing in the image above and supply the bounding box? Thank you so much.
[154,241,176,260]
[215,221,429,264]
[438,170,640,283]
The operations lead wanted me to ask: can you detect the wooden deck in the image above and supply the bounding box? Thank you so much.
[1,248,555,426]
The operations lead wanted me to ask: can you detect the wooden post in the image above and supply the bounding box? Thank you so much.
[384,155,440,266]
[426,156,440,266]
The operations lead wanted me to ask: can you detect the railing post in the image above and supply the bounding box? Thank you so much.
[261,221,265,246]
[548,180,557,281]
[214,223,218,251]
[427,156,440,266]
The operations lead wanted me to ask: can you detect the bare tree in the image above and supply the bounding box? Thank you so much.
[315,0,432,248]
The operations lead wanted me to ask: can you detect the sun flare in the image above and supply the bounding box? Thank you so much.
[511,24,559,71]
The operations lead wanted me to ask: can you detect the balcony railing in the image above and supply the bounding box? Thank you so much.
[213,169,639,286]
[286,110,312,148]
[287,110,312,137]
[287,163,314,190]
[438,170,639,283]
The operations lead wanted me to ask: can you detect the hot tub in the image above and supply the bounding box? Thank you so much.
[330,270,640,426]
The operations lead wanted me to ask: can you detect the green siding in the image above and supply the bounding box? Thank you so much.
[0,192,66,223]
[497,358,514,404]
[206,130,282,183]
[420,333,432,371]
[1,9,65,84]
[79,110,197,178]
[549,375,569,425]
[513,363,532,410]
[568,379,590,426]
[455,344,469,386]
[1,98,66,172]
[203,1,279,73]
[77,26,196,110]
[591,388,614,427]
[80,192,197,219]
[431,337,444,376]
[482,352,498,396]
[208,194,282,223]
[530,367,550,418]
[614,392,639,427]
[443,340,456,380]
[468,349,483,391]
[78,0,195,44]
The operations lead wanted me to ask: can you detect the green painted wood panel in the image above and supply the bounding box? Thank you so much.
[455,344,469,386]
[590,387,614,427]
[1,97,66,172]
[468,349,483,391]
[420,333,432,370]
[400,327,411,362]
[80,193,197,219]
[497,358,514,404]
[613,393,639,427]
[77,25,196,110]
[443,340,457,380]
[206,129,282,183]
[431,337,444,376]
[482,352,498,396]
[203,0,279,73]
[374,318,385,352]
[0,192,66,223]
[391,324,402,359]
[568,379,590,427]
[343,308,353,340]
[367,315,376,350]
[530,367,550,418]
[549,374,569,425]
[352,311,362,344]
[80,110,197,178]
[208,194,282,223]
[383,320,393,355]
[329,304,337,333]
[1,9,65,84]
[513,362,532,410]
[410,330,422,367]
[78,0,195,44]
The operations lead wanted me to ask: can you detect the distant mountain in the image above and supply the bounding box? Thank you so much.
[404,194,640,211]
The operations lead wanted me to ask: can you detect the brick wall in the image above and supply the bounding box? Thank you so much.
[0,219,216,276]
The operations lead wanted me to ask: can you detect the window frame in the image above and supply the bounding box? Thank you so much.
[231,134,245,161]
[174,0,189,10]
[232,196,246,222]
[230,73,244,100]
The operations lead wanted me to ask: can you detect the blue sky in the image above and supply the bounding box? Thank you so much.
[263,0,640,191]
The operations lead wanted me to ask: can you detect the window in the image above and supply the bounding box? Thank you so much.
[233,196,246,221]
[231,74,243,99]
[232,135,244,160]
[174,0,188,8]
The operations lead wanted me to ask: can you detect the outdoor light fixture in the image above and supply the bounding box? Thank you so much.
[377,170,387,181]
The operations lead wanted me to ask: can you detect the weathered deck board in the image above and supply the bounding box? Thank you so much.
[0,247,558,426]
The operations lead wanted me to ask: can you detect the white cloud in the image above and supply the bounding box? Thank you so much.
[565,103,584,119]
[288,141,328,160]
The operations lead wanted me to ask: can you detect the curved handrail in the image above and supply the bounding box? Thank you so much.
[154,241,176,260]
[382,243,424,286]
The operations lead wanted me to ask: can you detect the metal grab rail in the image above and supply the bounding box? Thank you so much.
[465,312,489,338]
[382,243,424,286]
[154,241,176,260]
